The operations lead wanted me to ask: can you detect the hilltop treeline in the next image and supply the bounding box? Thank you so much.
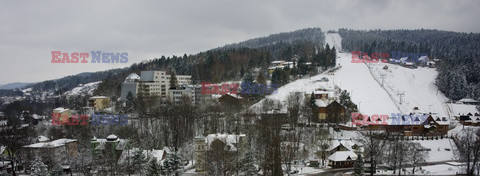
[339,28,480,100]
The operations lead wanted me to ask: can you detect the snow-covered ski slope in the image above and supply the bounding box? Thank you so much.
[329,33,449,116]
[328,33,399,115]
[367,62,449,116]
[252,33,450,117]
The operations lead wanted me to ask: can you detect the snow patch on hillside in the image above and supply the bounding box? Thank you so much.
[64,81,101,96]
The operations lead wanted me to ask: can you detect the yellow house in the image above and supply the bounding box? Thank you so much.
[88,96,110,111]
[52,107,71,123]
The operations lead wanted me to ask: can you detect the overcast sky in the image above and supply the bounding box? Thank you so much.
[0,0,479,85]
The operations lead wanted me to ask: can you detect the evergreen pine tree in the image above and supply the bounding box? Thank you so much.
[241,151,258,175]
[257,71,266,86]
[147,159,161,176]
[169,70,178,89]
[242,72,254,95]
[30,158,48,176]
[298,56,308,75]
[339,90,350,105]
[353,154,364,176]
[162,153,182,176]
[309,92,318,122]
[130,149,146,174]
[271,68,289,86]
[309,92,316,108]
[331,47,337,66]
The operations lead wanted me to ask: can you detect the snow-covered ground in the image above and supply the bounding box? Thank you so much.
[64,81,101,96]
[329,33,400,115]
[375,163,464,175]
[368,62,450,117]
[413,139,458,162]
[448,123,480,136]
[333,52,400,115]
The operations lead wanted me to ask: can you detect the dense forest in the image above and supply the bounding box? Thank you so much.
[339,28,480,100]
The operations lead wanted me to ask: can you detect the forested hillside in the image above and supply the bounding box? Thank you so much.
[93,28,327,97]
[21,28,326,98]
[339,28,480,100]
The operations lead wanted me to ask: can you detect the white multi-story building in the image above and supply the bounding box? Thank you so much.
[167,85,204,105]
[120,71,192,101]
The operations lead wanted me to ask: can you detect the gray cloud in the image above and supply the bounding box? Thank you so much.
[0,0,479,84]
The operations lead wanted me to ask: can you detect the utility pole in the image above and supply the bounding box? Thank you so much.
[398,92,405,105]
[379,74,386,87]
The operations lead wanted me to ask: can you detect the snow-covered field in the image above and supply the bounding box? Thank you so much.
[413,139,458,162]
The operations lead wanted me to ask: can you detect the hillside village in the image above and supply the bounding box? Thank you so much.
[1,31,480,176]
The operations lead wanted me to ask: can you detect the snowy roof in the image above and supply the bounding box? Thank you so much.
[327,140,359,152]
[53,107,69,113]
[92,138,128,150]
[315,100,327,107]
[24,138,77,148]
[89,96,109,99]
[315,99,329,107]
[313,90,335,99]
[205,133,246,151]
[268,65,286,70]
[125,73,140,81]
[213,93,243,100]
[32,114,43,120]
[328,151,357,162]
[37,135,50,142]
[150,149,167,163]
[271,60,285,64]
[418,56,429,61]
[118,147,169,165]
[107,134,118,140]
[458,98,479,103]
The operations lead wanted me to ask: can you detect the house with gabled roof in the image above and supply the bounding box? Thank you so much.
[22,138,78,169]
[325,139,362,169]
[328,151,358,168]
